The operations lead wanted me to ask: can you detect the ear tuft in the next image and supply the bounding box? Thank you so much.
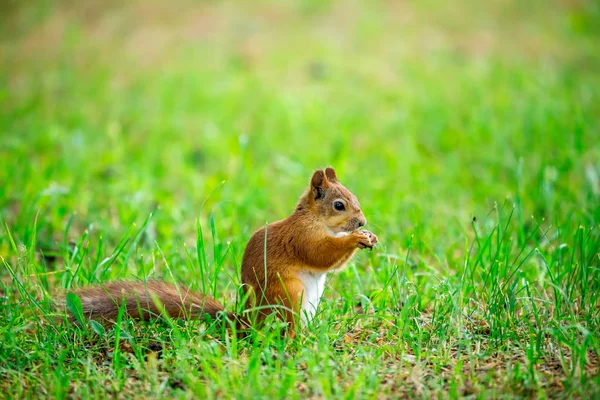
[325,167,338,183]
[311,169,327,200]
[311,170,325,188]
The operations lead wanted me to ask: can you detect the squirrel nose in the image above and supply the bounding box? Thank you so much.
[358,218,366,228]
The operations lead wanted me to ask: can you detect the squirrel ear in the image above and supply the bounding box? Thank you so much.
[310,169,328,200]
[325,167,338,183]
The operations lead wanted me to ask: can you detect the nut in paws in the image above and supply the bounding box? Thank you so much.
[355,230,378,250]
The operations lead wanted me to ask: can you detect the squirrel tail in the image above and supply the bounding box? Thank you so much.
[69,281,236,323]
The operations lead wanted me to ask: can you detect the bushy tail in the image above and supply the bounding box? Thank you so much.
[69,281,230,322]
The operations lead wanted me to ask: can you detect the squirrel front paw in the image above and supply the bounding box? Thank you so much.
[352,230,378,250]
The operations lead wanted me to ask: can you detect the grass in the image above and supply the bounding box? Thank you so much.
[1,0,599,398]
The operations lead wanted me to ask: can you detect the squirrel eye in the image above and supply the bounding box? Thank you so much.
[333,201,345,211]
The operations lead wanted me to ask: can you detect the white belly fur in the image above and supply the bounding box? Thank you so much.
[297,270,327,322]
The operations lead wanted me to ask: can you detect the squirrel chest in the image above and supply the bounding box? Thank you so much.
[296,270,328,321]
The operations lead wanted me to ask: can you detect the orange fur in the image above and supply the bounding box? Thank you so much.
[241,167,377,336]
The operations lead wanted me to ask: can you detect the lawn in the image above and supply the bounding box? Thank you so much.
[1,0,599,398]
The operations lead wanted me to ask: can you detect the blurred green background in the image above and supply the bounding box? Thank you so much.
[1,0,599,397]
[1,0,599,248]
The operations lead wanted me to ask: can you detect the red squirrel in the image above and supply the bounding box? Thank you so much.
[70,167,378,336]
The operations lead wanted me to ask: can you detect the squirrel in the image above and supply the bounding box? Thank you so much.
[69,167,378,337]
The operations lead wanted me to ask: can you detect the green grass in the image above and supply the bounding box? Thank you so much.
[1,0,599,398]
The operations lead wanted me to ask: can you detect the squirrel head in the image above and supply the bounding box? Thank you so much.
[299,167,367,235]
